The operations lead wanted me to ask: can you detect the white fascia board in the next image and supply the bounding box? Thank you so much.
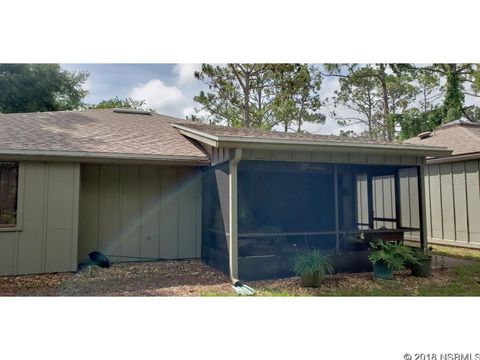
[0,149,210,165]
[427,151,480,164]
[173,127,219,147]
[172,124,452,157]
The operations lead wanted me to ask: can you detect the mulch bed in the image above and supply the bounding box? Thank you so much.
[250,268,456,296]
[0,260,231,296]
[0,259,461,296]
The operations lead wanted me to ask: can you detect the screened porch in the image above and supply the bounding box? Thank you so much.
[201,159,425,280]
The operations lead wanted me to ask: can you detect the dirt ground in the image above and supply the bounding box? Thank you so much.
[0,259,475,296]
[0,260,231,296]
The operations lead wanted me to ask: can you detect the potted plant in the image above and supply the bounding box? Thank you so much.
[368,240,418,280]
[410,248,433,277]
[292,250,333,287]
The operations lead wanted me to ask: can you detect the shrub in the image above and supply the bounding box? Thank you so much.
[292,250,333,282]
[368,240,419,271]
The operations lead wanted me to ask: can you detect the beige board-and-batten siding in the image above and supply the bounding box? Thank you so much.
[399,158,480,248]
[0,161,80,276]
[78,164,202,263]
[425,159,480,247]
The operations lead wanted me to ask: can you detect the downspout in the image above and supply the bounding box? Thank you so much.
[228,149,255,295]
[229,148,242,285]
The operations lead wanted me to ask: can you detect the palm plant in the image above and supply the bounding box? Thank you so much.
[292,250,333,287]
[369,240,419,280]
[369,240,418,270]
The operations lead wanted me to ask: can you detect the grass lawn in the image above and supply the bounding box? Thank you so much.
[429,244,480,262]
[405,240,480,261]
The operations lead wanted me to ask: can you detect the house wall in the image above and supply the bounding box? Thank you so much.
[0,161,80,276]
[399,159,480,248]
[78,164,202,263]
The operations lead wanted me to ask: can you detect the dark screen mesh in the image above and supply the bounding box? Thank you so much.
[201,159,420,280]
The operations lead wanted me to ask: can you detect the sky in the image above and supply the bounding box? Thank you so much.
[61,63,358,135]
[62,64,480,136]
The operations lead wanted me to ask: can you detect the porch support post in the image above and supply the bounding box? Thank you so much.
[229,148,242,284]
[367,174,374,229]
[394,169,401,230]
[417,159,428,251]
[334,164,340,252]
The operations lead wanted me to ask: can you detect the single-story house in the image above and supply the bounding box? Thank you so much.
[0,109,450,281]
[404,118,480,249]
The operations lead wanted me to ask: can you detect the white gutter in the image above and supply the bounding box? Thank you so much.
[229,148,242,285]
[0,149,210,165]
[426,151,480,165]
[172,124,452,157]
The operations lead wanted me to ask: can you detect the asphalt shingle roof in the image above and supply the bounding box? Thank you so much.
[0,109,208,160]
[405,120,480,156]
[173,122,399,145]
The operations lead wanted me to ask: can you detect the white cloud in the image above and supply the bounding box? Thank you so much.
[82,78,91,93]
[129,79,184,113]
[181,106,195,118]
[174,64,201,86]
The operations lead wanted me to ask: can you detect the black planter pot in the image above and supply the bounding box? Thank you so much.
[411,257,432,277]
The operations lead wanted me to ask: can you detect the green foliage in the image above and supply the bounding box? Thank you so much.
[194,64,325,131]
[410,247,432,261]
[463,105,480,122]
[397,70,443,139]
[90,96,146,110]
[401,64,477,127]
[292,250,333,280]
[332,66,381,139]
[328,64,417,140]
[0,209,16,225]
[0,64,88,113]
[273,65,326,132]
[368,240,418,271]
[397,106,444,140]
[331,64,480,140]
[443,64,465,122]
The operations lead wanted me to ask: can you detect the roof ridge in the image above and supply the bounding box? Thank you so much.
[0,108,188,122]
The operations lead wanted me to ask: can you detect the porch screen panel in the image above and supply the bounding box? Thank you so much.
[237,161,336,257]
[201,162,230,274]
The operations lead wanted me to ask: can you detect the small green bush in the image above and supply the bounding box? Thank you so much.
[292,250,333,280]
[368,240,419,271]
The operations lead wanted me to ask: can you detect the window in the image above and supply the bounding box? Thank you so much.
[0,162,19,227]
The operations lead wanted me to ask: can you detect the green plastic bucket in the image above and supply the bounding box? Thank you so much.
[373,261,394,280]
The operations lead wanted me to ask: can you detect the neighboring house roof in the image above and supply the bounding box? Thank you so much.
[172,122,451,157]
[405,118,480,157]
[0,109,209,164]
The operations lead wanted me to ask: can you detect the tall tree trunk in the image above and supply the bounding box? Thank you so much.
[243,74,251,127]
[367,89,373,139]
[379,64,391,141]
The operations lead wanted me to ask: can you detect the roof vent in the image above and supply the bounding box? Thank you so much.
[417,131,432,139]
[112,108,151,115]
